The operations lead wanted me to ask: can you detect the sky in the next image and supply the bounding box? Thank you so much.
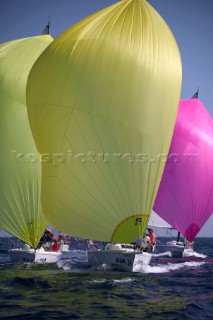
[0,0,212,237]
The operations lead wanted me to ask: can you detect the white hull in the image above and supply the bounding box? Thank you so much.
[153,241,193,258]
[9,248,61,263]
[87,250,152,272]
[154,244,184,258]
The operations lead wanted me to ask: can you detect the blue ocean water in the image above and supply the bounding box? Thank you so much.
[0,237,212,319]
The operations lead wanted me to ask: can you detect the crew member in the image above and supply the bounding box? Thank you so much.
[147,226,156,252]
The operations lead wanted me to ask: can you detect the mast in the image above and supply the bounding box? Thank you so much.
[177,231,180,242]
[191,88,199,99]
[41,17,50,35]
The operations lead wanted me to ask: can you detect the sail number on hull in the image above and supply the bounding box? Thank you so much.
[115,257,132,266]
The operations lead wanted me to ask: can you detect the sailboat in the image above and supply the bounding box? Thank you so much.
[153,92,213,252]
[0,23,61,263]
[148,211,193,258]
[26,0,182,271]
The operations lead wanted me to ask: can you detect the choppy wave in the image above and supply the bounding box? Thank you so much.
[0,237,212,319]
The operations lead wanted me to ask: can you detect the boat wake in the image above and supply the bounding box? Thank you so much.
[183,250,207,259]
[83,258,207,274]
[152,249,207,259]
[152,251,172,258]
[140,260,206,274]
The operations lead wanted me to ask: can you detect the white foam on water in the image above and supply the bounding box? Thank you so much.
[183,249,207,258]
[152,251,172,258]
[92,279,108,283]
[57,259,73,270]
[113,278,133,283]
[96,263,112,271]
[137,260,206,274]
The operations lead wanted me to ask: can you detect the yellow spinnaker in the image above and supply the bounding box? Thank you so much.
[27,0,182,243]
[0,35,53,248]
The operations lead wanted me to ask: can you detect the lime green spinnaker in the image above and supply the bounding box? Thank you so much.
[0,35,53,248]
[27,0,182,243]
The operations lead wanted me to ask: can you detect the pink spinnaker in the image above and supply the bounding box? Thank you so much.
[154,98,213,241]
